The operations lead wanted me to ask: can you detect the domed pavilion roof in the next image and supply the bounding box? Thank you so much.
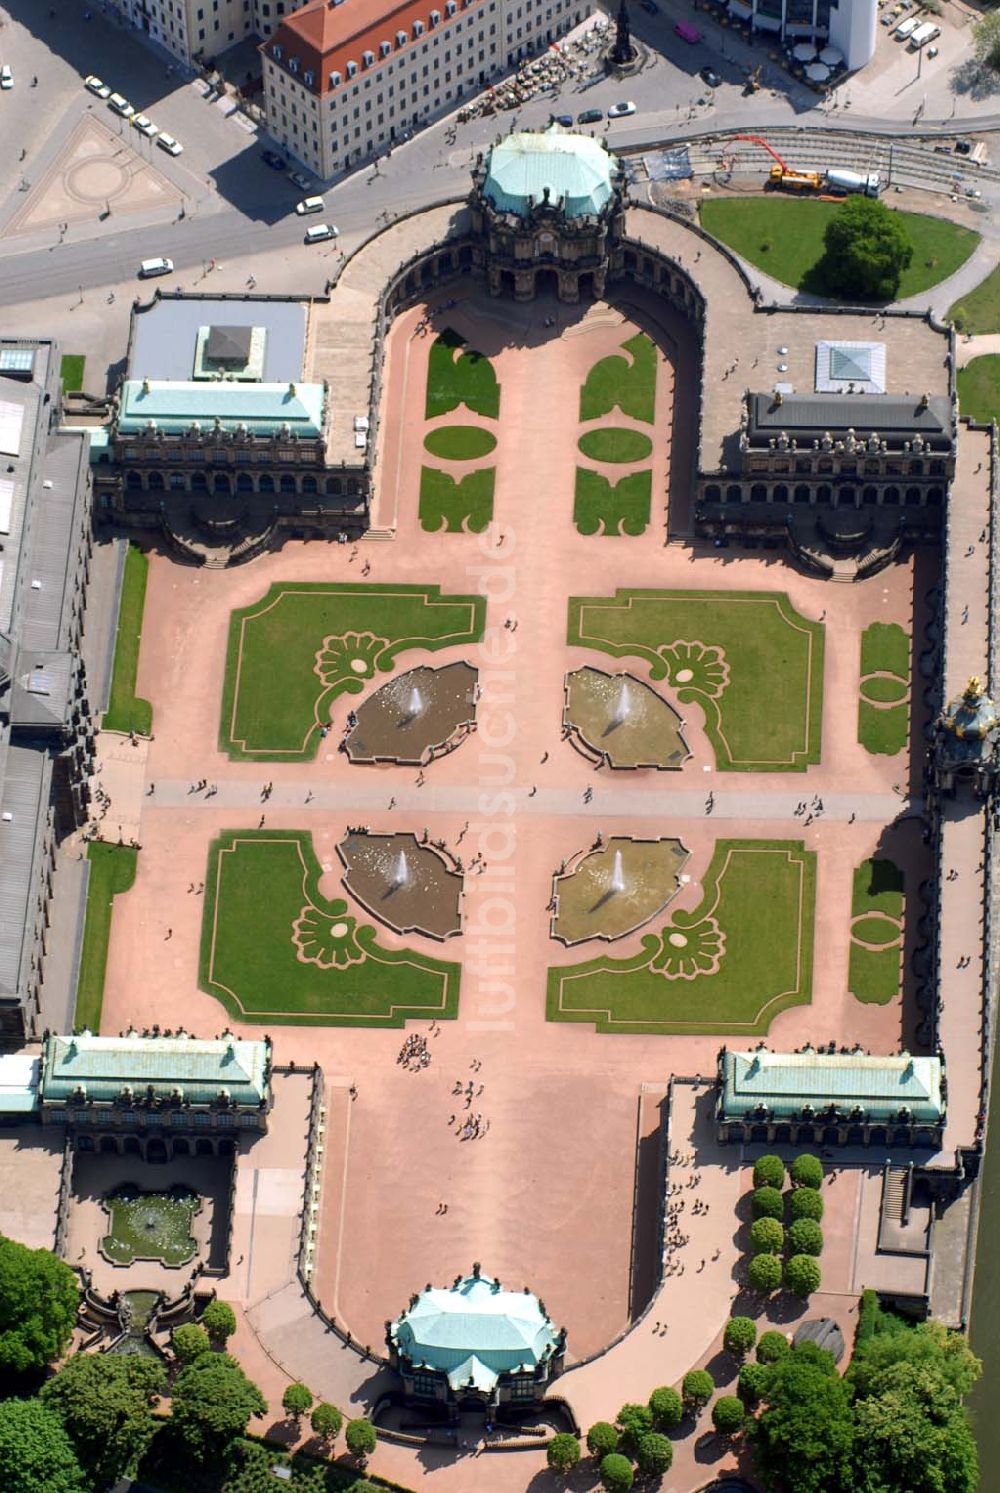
[940,676,999,745]
[390,1271,560,1394]
[481,127,616,219]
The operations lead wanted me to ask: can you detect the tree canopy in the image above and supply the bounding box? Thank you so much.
[282,1382,313,1419]
[974,11,1000,71]
[683,1368,715,1409]
[725,1316,758,1360]
[752,1186,785,1221]
[0,1397,88,1493]
[648,1384,683,1428]
[587,1420,620,1457]
[345,1417,377,1460]
[785,1253,822,1297]
[751,1217,785,1255]
[788,1218,824,1257]
[753,1155,786,1189]
[170,1352,266,1459]
[616,1401,653,1453]
[790,1187,824,1222]
[201,1299,237,1344]
[0,1234,79,1376]
[171,1322,210,1363]
[748,1252,783,1293]
[40,1352,165,1486]
[758,1330,792,1364]
[636,1431,673,1475]
[739,1361,771,1406]
[821,198,914,302]
[750,1342,855,1493]
[600,1451,634,1491]
[547,1431,581,1473]
[310,1401,343,1442]
[713,1395,746,1435]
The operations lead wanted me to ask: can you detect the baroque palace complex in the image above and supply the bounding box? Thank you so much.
[0,120,994,1487]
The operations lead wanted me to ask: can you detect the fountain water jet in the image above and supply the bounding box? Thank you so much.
[390,850,411,891]
[406,685,425,720]
[611,679,633,727]
[610,849,626,895]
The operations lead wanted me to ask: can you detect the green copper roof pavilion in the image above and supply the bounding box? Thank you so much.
[40,1031,271,1109]
[482,128,616,220]
[718,1048,944,1124]
[388,1271,564,1399]
[118,379,325,437]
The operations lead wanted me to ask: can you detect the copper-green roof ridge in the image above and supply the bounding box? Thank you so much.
[391,1274,559,1393]
[41,1032,271,1107]
[482,127,616,219]
[721,1049,944,1122]
[118,379,325,436]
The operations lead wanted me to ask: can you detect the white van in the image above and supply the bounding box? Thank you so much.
[304,223,338,244]
[138,256,174,278]
[295,196,324,215]
[895,16,919,39]
[908,21,940,48]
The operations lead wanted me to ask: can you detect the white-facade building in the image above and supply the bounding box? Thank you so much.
[726,0,876,71]
[261,0,588,181]
[104,0,292,66]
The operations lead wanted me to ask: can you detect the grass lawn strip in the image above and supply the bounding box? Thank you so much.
[222,582,486,759]
[957,356,1000,425]
[949,265,1000,334]
[578,427,654,463]
[60,354,86,393]
[580,333,657,423]
[848,859,904,1006]
[424,425,497,460]
[547,839,815,1034]
[419,465,495,532]
[102,543,153,736]
[569,588,823,771]
[699,198,980,300]
[425,328,500,419]
[73,843,138,1032]
[200,830,461,1026]
[858,621,909,757]
[574,468,651,536]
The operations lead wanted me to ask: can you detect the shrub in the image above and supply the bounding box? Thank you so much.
[790,1153,824,1189]
[171,1323,210,1363]
[753,1154,786,1190]
[712,1395,746,1435]
[788,1218,824,1257]
[616,1402,653,1453]
[757,1329,792,1364]
[682,1369,715,1411]
[789,1187,824,1222]
[345,1417,376,1461]
[752,1186,785,1220]
[750,1216,785,1255]
[547,1432,581,1474]
[738,1361,771,1406]
[310,1402,342,1443]
[281,1383,312,1419]
[785,1254,822,1297]
[724,1316,758,1361]
[636,1431,673,1476]
[748,1252,782,1293]
[201,1300,237,1345]
[587,1421,620,1458]
[600,1452,634,1492]
[648,1384,683,1429]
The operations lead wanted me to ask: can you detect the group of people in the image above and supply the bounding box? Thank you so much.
[398,1032,433,1071]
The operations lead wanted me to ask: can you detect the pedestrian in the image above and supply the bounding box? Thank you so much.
[258,814,266,829]
[165,928,173,940]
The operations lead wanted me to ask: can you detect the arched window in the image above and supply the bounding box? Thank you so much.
[259,474,275,493]
[125,470,143,490]
[280,474,296,494]
[750,484,767,503]
[302,474,318,493]
[794,485,810,504]
[236,473,253,492]
[774,484,788,502]
[704,484,721,501]
[147,471,164,490]
[326,476,343,495]
[726,484,742,503]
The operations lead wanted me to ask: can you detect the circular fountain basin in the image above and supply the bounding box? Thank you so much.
[552,836,690,946]
[338,831,463,940]
[564,667,690,770]
[345,662,478,766]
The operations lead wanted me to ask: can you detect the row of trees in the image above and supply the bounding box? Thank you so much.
[747,1153,825,1298]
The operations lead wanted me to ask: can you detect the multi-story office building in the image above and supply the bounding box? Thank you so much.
[719,0,877,71]
[104,0,294,67]
[0,341,93,1042]
[260,0,588,179]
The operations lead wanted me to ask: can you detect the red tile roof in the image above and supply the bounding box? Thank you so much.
[263,0,485,98]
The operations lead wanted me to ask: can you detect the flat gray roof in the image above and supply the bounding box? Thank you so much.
[129,296,309,383]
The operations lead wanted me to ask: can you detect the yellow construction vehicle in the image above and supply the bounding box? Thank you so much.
[768,163,822,190]
[743,65,762,95]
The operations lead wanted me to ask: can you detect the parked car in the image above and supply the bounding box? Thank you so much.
[132,114,158,137]
[607,100,637,118]
[295,196,324,215]
[138,256,174,278]
[304,223,338,243]
[85,75,111,98]
[108,92,135,118]
[157,133,183,155]
[262,149,286,169]
[288,170,312,190]
[577,107,603,124]
[552,113,573,127]
[699,65,722,86]
[0,65,12,90]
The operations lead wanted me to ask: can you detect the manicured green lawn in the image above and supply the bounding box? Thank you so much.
[858,621,909,757]
[74,843,139,1032]
[423,425,497,460]
[574,468,651,536]
[578,427,653,463]
[548,839,815,1035]
[848,859,904,1005]
[700,198,980,300]
[419,465,495,532]
[580,333,657,423]
[221,582,485,759]
[568,588,824,771]
[425,328,500,419]
[103,543,153,736]
[60,354,86,393]
[957,356,1000,425]
[949,265,1000,334]
[200,831,461,1026]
